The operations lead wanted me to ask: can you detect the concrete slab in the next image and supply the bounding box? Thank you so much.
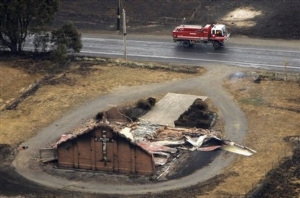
[141,93,207,127]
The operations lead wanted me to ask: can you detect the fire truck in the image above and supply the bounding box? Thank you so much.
[172,23,230,49]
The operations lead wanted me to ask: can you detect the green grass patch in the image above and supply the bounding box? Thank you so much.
[239,97,270,106]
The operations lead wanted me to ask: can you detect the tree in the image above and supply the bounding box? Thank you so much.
[33,33,50,53]
[51,43,68,64]
[0,0,59,53]
[51,22,82,53]
[50,22,82,64]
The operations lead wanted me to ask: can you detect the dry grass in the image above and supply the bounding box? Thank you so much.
[198,77,300,198]
[0,63,42,103]
[0,61,202,146]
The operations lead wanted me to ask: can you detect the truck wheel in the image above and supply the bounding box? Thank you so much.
[182,41,191,48]
[213,41,221,49]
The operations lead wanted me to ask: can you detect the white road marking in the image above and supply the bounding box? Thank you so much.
[82,37,169,45]
[80,50,300,71]
[82,38,300,53]
[226,46,300,54]
[207,52,228,55]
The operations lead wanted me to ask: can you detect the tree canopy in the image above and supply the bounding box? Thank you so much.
[51,22,82,54]
[0,0,59,53]
[50,22,83,64]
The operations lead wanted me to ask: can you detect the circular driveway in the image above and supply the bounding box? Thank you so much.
[13,64,247,194]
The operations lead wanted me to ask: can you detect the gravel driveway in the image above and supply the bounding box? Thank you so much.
[12,63,248,194]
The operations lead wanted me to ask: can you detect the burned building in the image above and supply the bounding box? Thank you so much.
[41,93,256,179]
[56,124,155,176]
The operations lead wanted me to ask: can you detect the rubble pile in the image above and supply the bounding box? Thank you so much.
[95,97,156,123]
[174,98,217,129]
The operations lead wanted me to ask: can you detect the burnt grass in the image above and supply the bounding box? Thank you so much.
[53,0,300,39]
[0,144,72,197]
[248,146,300,198]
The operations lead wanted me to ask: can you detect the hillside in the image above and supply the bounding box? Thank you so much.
[53,0,300,39]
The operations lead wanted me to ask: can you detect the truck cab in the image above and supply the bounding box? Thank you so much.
[209,24,230,48]
[211,24,229,38]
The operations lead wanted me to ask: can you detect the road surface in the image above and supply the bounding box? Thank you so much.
[79,34,300,71]
[25,34,300,71]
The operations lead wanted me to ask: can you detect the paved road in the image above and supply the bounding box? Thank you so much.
[80,34,300,71]
[25,34,300,71]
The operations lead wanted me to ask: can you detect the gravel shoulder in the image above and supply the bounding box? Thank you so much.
[13,64,247,194]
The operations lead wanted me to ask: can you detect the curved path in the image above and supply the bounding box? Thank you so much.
[13,64,247,195]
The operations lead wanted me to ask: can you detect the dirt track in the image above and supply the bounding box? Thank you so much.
[11,64,247,196]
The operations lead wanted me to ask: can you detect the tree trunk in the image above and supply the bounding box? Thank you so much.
[10,42,18,53]
[18,41,23,53]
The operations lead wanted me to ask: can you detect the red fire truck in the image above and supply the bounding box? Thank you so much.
[172,23,230,49]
